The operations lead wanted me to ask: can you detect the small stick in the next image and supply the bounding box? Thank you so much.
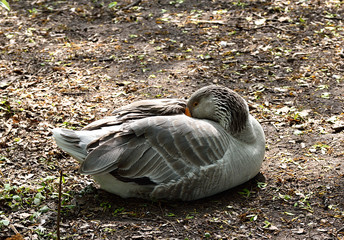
[57,170,63,240]
[4,215,20,235]
[122,0,142,10]
[259,119,279,132]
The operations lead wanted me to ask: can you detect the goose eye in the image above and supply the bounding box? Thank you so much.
[193,102,199,107]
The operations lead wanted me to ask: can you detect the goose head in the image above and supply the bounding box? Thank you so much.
[185,85,249,134]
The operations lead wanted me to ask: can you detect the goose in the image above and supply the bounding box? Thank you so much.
[52,85,265,201]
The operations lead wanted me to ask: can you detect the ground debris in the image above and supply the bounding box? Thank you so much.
[1,0,343,239]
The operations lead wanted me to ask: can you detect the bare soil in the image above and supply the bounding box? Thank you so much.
[0,0,343,239]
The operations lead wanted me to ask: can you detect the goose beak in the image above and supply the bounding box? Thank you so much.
[185,107,192,117]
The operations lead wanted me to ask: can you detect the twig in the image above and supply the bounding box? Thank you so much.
[259,119,280,132]
[190,19,226,25]
[61,92,87,96]
[57,170,63,240]
[4,215,21,236]
[250,25,289,32]
[154,214,180,234]
[156,202,180,233]
[259,120,280,123]
[335,65,344,72]
[122,0,142,10]
[158,201,164,216]
[256,231,268,239]
[8,220,19,234]
[324,16,343,21]
[337,226,344,235]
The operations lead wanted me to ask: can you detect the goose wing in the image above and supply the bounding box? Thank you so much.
[80,115,229,185]
[83,99,187,131]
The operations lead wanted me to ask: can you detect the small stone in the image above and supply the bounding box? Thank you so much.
[292,227,304,234]
[320,219,328,224]
[332,74,341,79]
[219,41,227,47]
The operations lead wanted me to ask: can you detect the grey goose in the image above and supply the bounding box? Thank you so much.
[52,85,265,200]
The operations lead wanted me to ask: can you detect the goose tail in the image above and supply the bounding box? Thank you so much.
[52,128,87,162]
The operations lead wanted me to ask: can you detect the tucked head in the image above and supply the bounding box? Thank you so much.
[185,85,249,133]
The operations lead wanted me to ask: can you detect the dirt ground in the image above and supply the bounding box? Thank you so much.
[0,0,343,239]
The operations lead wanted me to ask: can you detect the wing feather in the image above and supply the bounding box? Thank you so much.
[81,135,134,174]
[81,115,229,185]
[118,149,160,177]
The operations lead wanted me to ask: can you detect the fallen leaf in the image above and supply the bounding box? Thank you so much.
[254,18,266,25]
[292,227,304,234]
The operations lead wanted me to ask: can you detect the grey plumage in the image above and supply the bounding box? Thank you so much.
[52,85,265,200]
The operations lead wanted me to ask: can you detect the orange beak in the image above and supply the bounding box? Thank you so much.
[185,107,192,117]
